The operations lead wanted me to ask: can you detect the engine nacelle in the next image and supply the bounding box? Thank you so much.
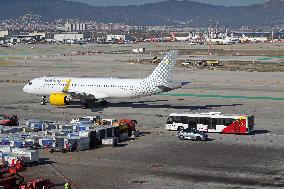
[49,93,69,106]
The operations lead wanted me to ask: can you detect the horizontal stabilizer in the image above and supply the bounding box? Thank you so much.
[157,82,190,92]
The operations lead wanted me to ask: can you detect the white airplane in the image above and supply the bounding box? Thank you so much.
[240,34,268,43]
[23,51,189,108]
[207,36,238,45]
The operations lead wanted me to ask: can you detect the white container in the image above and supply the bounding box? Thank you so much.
[4,155,19,166]
[13,149,39,164]
[102,138,117,147]
[79,131,89,137]
[0,145,12,153]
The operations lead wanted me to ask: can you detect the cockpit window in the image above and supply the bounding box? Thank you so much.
[28,81,32,85]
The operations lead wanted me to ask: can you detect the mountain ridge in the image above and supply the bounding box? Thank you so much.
[1,0,284,27]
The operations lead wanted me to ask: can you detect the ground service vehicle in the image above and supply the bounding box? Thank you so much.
[19,178,55,189]
[178,128,208,141]
[0,115,19,126]
[165,112,254,134]
[119,119,137,132]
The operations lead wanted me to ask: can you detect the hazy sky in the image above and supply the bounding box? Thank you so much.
[69,0,270,6]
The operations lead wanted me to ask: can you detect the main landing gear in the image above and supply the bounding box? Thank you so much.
[41,96,46,105]
[80,99,91,109]
[80,99,108,109]
[100,100,108,107]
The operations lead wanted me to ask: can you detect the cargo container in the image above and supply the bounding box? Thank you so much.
[1,138,10,145]
[88,130,98,147]
[12,148,39,165]
[30,122,46,131]
[102,138,118,147]
[106,126,113,138]
[68,137,90,151]
[64,137,77,151]
[0,145,12,153]
[38,138,53,148]
[10,140,24,148]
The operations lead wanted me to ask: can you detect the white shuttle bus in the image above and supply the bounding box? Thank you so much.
[165,112,254,134]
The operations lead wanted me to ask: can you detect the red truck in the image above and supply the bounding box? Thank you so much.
[0,115,19,126]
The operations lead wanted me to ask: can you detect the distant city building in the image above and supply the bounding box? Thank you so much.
[106,34,125,42]
[54,32,84,42]
[0,30,9,38]
[64,22,87,32]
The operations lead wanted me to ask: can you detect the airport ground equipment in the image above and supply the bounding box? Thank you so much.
[19,178,55,189]
[118,119,137,136]
[0,155,25,189]
[165,112,254,134]
[102,137,118,147]
[0,115,19,126]
[206,60,220,66]
[178,128,208,141]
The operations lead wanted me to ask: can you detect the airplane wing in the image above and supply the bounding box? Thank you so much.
[61,79,109,99]
[66,90,109,100]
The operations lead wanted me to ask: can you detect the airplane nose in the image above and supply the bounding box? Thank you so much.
[23,85,28,93]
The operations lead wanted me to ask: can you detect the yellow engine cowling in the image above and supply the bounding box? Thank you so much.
[49,93,69,106]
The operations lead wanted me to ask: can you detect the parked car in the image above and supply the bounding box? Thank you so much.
[0,115,19,126]
[178,128,208,141]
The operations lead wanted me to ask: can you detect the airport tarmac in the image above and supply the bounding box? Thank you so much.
[0,43,284,188]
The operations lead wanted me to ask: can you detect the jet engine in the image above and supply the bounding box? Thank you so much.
[49,93,69,106]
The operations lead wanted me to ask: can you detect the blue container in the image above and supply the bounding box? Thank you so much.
[32,123,45,130]
[1,139,10,145]
[68,132,79,137]
[27,120,42,127]
[79,126,88,131]
[19,134,30,140]
[41,139,53,147]
[13,141,24,148]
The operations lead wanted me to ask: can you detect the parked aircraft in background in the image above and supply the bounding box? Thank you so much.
[239,34,268,43]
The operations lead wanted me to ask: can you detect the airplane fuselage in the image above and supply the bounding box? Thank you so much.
[23,77,163,99]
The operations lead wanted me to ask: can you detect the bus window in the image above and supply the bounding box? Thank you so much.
[198,117,210,125]
[217,118,225,125]
[166,117,174,124]
[204,118,210,125]
[181,116,189,124]
[173,116,181,123]
[188,121,197,129]
[188,117,196,123]
[211,118,217,129]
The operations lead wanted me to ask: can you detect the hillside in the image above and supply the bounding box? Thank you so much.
[1,0,284,27]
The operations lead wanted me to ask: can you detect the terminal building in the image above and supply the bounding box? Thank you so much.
[0,30,9,38]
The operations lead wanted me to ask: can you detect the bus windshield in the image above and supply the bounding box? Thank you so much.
[166,117,174,124]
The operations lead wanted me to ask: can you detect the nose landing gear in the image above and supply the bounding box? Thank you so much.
[41,96,46,105]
